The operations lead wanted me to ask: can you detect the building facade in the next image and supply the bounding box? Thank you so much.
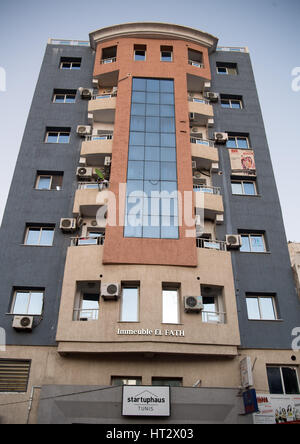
[0,23,299,425]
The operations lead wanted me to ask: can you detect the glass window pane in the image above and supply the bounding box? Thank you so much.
[134,51,146,61]
[132,78,146,91]
[145,132,160,146]
[40,229,54,246]
[124,224,143,238]
[145,146,160,161]
[65,95,76,103]
[126,180,144,197]
[37,176,51,190]
[26,228,40,245]
[267,367,284,394]
[161,162,177,181]
[130,116,145,131]
[146,92,160,104]
[160,105,174,117]
[161,52,172,62]
[161,181,177,193]
[144,180,160,196]
[221,100,231,108]
[161,217,179,239]
[259,297,276,320]
[226,138,237,148]
[146,117,160,132]
[282,368,300,395]
[161,133,176,147]
[144,161,160,181]
[58,133,70,143]
[161,118,175,133]
[160,93,174,105]
[146,104,160,116]
[160,80,174,93]
[28,292,44,315]
[131,103,145,115]
[231,100,241,109]
[46,132,58,143]
[161,148,176,162]
[162,290,179,323]
[246,298,260,320]
[237,138,249,149]
[54,95,65,103]
[243,182,256,195]
[121,287,139,322]
[128,146,145,161]
[129,132,145,145]
[146,79,160,92]
[231,182,243,195]
[127,161,144,180]
[13,292,30,314]
[142,223,160,238]
[132,91,146,103]
[251,235,265,252]
[240,235,251,252]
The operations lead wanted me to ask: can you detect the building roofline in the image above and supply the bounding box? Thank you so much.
[89,22,219,52]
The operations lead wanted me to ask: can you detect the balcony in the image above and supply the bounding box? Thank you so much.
[196,237,226,251]
[88,95,116,123]
[71,235,105,247]
[188,98,214,126]
[73,187,109,217]
[194,189,224,221]
[191,137,219,169]
[81,135,113,161]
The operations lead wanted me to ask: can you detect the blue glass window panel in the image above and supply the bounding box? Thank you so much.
[161,198,178,217]
[131,103,146,116]
[37,177,51,190]
[124,224,143,238]
[161,216,179,239]
[145,146,160,161]
[146,104,160,116]
[160,79,174,93]
[251,236,265,252]
[58,133,70,143]
[54,95,65,103]
[65,95,76,103]
[47,132,58,143]
[132,78,147,91]
[126,180,144,197]
[240,236,251,252]
[129,132,145,145]
[160,117,175,133]
[161,162,177,180]
[26,229,41,245]
[127,161,144,180]
[160,181,177,193]
[243,182,256,195]
[146,79,160,92]
[130,116,145,131]
[161,133,176,147]
[143,197,161,216]
[128,146,145,160]
[40,229,54,246]
[142,225,161,239]
[132,91,146,103]
[144,161,160,181]
[237,138,249,149]
[227,138,237,148]
[144,180,160,195]
[145,132,160,146]
[146,117,160,132]
[134,51,146,61]
[160,93,174,105]
[125,195,144,215]
[161,148,176,162]
[146,92,160,104]
[160,105,175,117]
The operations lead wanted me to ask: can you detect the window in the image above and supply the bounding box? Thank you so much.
[246,295,277,320]
[0,359,31,393]
[152,377,182,387]
[221,97,243,109]
[73,282,100,321]
[267,366,300,395]
[60,57,81,70]
[11,289,44,315]
[226,135,249,149]
[24,226,55,246]
[45,128,71,144]
[101,46,117,63]
[231,180,257,196]
[35,172,63,190]
[134,45,146,61]
[53,90,76,103]
[216,62,237,75]
[162,286,179,324]
[188,49,203,67]
[201,285,225,323]
[240,233,266,253]
[161,46,173,62]
[111,377,142,386]
[120,286,139,322]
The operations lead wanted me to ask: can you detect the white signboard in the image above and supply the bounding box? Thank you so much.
[240,356,253,389]
[122,386,170,417]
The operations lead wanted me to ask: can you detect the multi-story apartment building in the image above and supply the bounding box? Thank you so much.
[0,22,299,425]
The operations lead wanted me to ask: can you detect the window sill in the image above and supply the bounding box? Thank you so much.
[239,250,271,254]
[248,319,284,323]
[20,244,54,247]
[232,194,261,198]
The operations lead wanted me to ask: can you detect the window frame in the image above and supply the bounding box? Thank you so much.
[120,285,140,323]
[11,289,44,316]
[111,376,142,386]
[231,179,257,196]
[216,64,238,75]
[35,173,63,191]
[45,130,71,144]
[60,60,81,70]
[162,286,180,325]
[226,135,250,149]
[267,366,300,395]
[134,46,146,61]
[221,98,243,109]
[24,226,55,246]
[240,233,267,253]
[246,295,278,321]
[53,92,76,104]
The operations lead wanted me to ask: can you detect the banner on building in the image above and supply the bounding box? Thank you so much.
[229,149,256,176]
[253,394,300,424]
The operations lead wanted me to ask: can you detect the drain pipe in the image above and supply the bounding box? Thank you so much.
[26,386,41,424]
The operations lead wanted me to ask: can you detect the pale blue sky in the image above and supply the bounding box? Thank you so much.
[0,0,299,240]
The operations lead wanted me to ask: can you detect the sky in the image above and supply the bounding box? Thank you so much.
[0,0,299,240]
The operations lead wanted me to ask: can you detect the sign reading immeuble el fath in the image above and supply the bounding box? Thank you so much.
[117,328,185,337]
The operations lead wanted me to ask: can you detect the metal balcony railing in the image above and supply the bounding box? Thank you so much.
[73,308,99,321]
[92,93,117,100]
[71,236,105,246]
[196,238,227,251]
[202,311,226,324]
[193,184,221,195]
[100,57,117,64]
[77,182,110,190]
[190,137,215,147]
[188,60,204,68]
[217,46,248,53]
[188,97,210,105]
[84,134,113,141]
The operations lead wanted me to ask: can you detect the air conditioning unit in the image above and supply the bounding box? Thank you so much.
[191,127,203,135]
[184,296,203,313]
[104,156,111,167]
[204,92,219,102]
[79,88,93,100]
[13,316,33,331]
[101,283,120,300]
[77,125,92,136]
[76,167,93,179]
[60,218,77,232]
[226,234,242,249]
[214,132,228,144]
[89,219,99,228]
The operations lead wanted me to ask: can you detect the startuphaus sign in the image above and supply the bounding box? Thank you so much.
[122,386,170,417]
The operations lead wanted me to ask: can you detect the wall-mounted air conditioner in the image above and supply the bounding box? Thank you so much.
[226,234,242,249]
[101,283,121,300]
[12,316,34,331]
[77,125,92,136]
[60,218,77,232]
[184,296,203,313]
[76,167,93,180]
[214,132,228,143]
[79,88,93,100]
[204,92,219,102]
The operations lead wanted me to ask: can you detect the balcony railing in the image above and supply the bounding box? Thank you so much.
[100,57,117,64]
[188,97,210,105]
[71,236,105,246]
[92,93,117,100]
[217,46,248,53]
[202,311,226,324]
[49,39,89,46]
[84,134,113,141]
[190,137,215,147]
[188,60,204,68]
[193,185,221,195]
[73,308,99,321]
[77,182,110,190]
[196,238,227,251]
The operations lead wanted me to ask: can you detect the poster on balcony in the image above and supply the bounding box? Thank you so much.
[253,394,300,424]
[229,149,256,176]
